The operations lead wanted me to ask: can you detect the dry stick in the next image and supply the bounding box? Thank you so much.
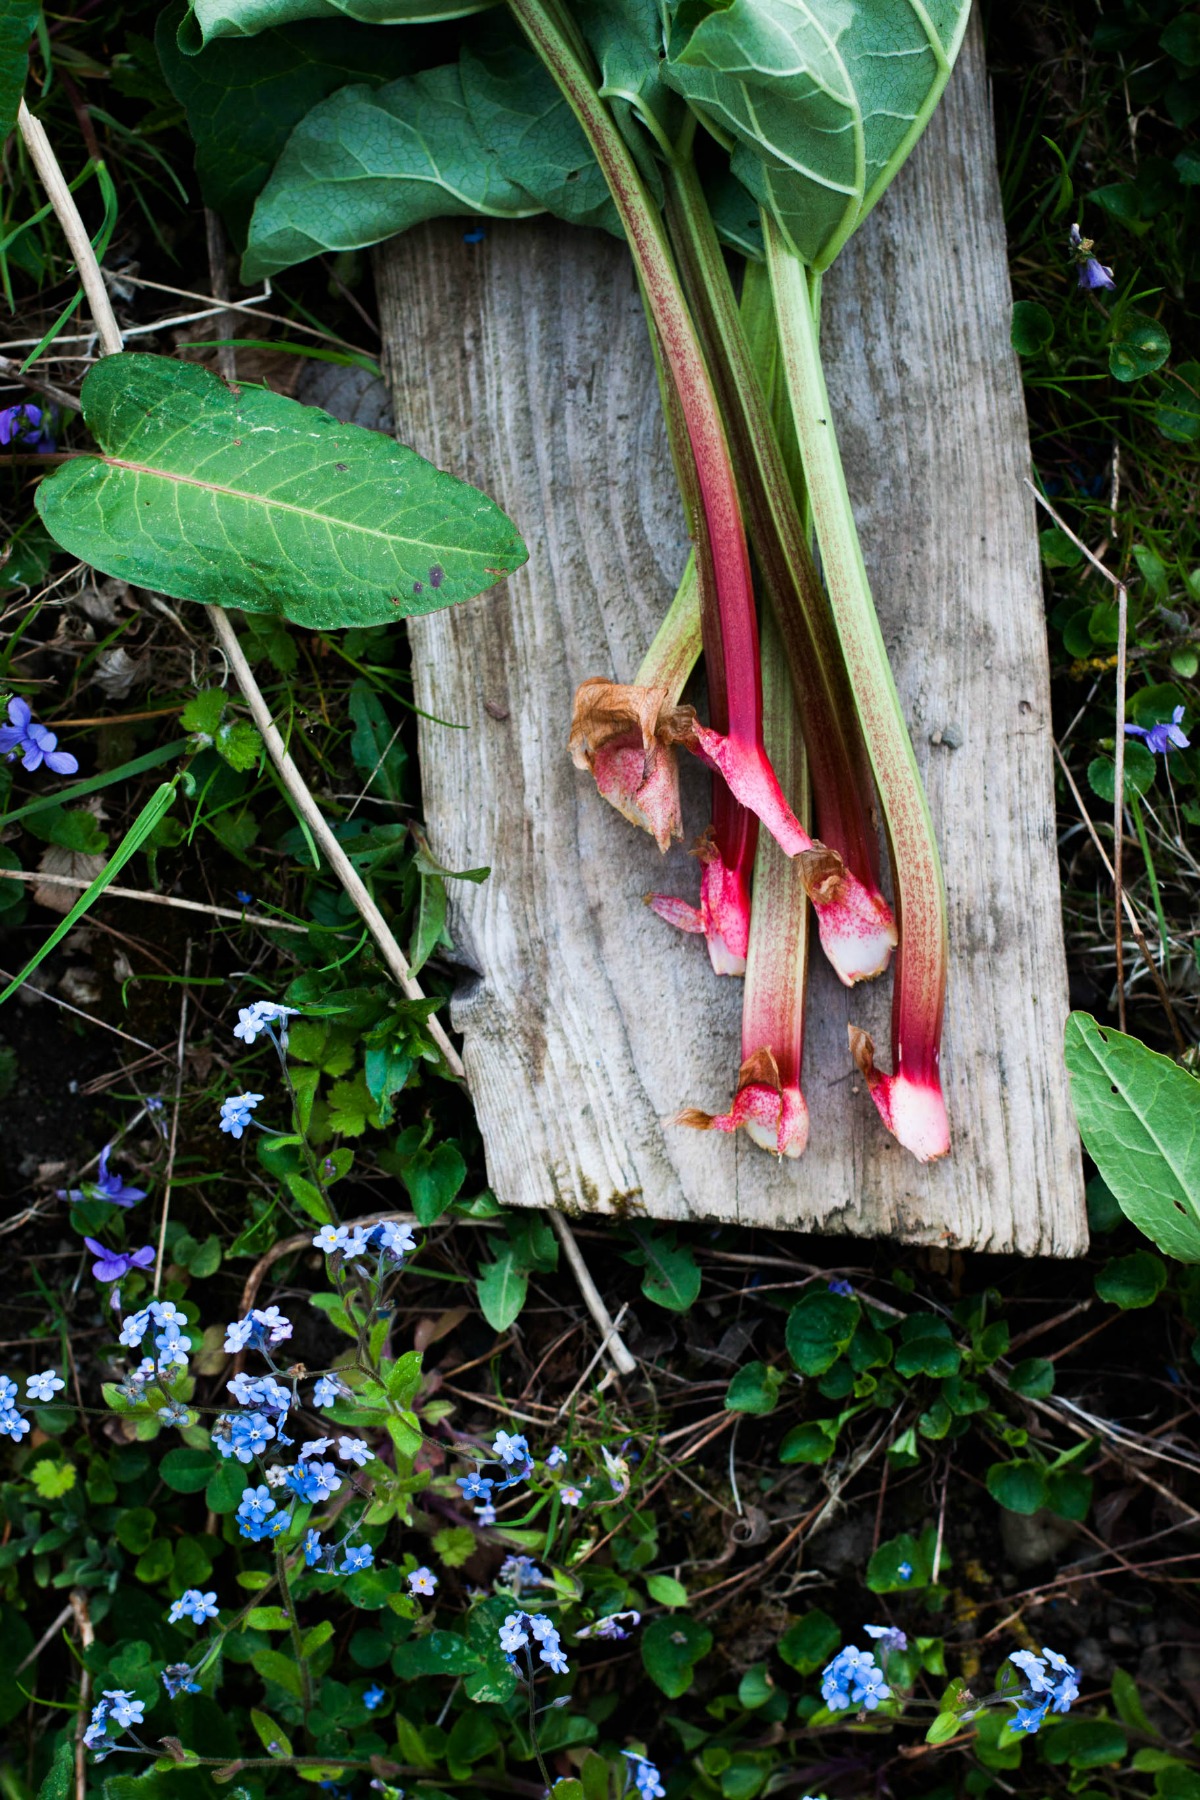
[0,355,80,412]
[70,1589,94,1800]
[13,1599,74,1675]
[17,102,123,359]
[0,962,163,1054]
[208,609,465,1077]
[0,867,312,932]
[16,95,467,1084]
[204,209,239,386]
[548,1210,636,1376]
[154,940,193,1295]
[555,1301,632,1417]
[1053,742,1187,1056]
[1027,481,1130,1029]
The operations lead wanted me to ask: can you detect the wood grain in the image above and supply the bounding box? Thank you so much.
[375,11,1087,1254]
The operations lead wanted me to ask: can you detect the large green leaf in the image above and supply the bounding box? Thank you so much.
[460,27,620,232]
[178,0,493,53]
[663,0,972,270]
[0,0,39,142]
[577,0,681,159]
[156,0,416,241]
[35,353,526,629]
[1064,1011,1200,1261]
[243,65,539,281]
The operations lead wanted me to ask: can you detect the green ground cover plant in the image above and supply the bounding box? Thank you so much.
[0,2,1198,1798]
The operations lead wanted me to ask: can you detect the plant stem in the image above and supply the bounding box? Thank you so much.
[764,215,949,1158]
[275,1544,314,1717]
[661,151,885,901]
[505,0,800,873]
[633,552,702,702]
[1129,792,1172,982]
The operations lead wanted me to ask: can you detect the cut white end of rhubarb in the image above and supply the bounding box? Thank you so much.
[809,866,898,987]
[849,1026,950,1163]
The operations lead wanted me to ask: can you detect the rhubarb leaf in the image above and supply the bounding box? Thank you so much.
[663,0,972,271]
[243,65,539,281]
[155,0,416,241]
[577,0,681,159]
[460,28,620,232]
[178,0,492,54]
[1064,1011,1200,1261]
[35,353,526,630]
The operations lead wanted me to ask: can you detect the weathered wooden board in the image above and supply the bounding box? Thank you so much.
[375,11,1087,1254]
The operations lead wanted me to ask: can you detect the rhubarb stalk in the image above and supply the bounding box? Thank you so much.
[679,603,811,1155]
[765,219,950,1163]
[509,0,889,987]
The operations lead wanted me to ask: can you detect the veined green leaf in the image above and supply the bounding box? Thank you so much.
[1064,1011,1200,1261]
[460,27,620,232]
[577,0,681,161]
[179,0,493,54]
[663,0,972,270]
[243,65,539,281]
[156,1,416,241]
[35,353,526,629]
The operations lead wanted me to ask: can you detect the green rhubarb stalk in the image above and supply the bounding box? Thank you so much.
[634,552,701,699]
[764,214,949,1162]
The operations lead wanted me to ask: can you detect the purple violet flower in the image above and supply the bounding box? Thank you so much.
[59,1145,147,1207]
[84,1238,155,1283]
[1069,223,1115,291]
[0,402,55,453]
[1125,705,1189,755]
[0,696,79,775]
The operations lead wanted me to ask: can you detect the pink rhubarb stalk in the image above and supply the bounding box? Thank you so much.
[678,606,811,1153]
[510,0,888,988]
[662,157,894,933]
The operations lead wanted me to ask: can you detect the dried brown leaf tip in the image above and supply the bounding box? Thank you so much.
[569,678,696,853]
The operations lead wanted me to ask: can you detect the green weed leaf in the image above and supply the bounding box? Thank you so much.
[36,353,526,629]
[630,1229,701,1311]
[785,1289,858,1375]
[477,1244,528,1331]
[1155,361,1200,441]
[1109,312,1171,381]
[986,1459,1047,1515]
[402,1142,466,1224]
[641,1615,711,1698]
[1041,1719,1127,1768]
[724,1360,785,1415]
[0,0,39,143]
[776,1608,840,1675]
[1011,300,1054,355]
[1087,743,1157,802]
[1095,1249,1168,1309]
[1064,1012,1200,1260]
